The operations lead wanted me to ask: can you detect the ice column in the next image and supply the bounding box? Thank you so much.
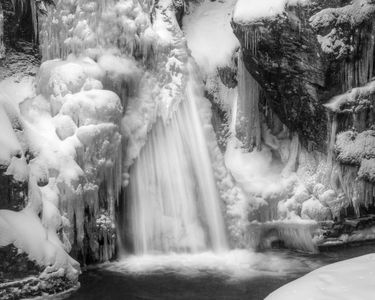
[236,50,261,151]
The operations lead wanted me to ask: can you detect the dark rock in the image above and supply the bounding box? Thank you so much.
[0,245,42,283]
[232,0,375,152]
[0,166,27,211]
[217,65,238,89]
[0,274,77,300]
[173,0,185,27]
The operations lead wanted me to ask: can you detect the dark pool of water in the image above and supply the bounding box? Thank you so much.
[65,244,375,300]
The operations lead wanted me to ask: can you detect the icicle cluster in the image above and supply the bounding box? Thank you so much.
[243,27,261,56]
[19,58,124,263]
[246,220,319,253]
[40,0,157,62]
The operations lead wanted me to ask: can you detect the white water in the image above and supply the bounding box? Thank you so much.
[126,68,228,255]
[112,249,322,279]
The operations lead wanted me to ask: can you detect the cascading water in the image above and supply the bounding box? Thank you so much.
[126,63,229,254]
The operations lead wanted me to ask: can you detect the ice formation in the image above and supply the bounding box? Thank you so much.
[0,77,80,280]
[311,0,375,90]
[236,50,261,151]
[21,0,249,259]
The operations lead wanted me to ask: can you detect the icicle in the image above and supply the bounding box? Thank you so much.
[340,23,375,92]
[246,221,318,253]
[242,27,260,56]
[281,133,300,177]
[0,4,4,59]
[236,50,262,151]
[327,113,338,164]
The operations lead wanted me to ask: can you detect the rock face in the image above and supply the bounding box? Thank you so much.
[0,245,42,282]
[232,0,375,152]
[231,0,375,222]
[0,0,40,79]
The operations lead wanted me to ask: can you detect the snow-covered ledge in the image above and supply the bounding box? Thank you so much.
[233,0,309,23]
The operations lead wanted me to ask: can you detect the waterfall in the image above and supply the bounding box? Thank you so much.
[125,65,229,255]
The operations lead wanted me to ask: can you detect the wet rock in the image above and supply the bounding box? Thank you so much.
[0,166,27,211]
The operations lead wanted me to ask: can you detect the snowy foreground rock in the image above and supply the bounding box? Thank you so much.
[266,254,375,300]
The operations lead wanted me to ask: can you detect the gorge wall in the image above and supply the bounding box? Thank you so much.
[231,0,375,219]
[1,0,375,298]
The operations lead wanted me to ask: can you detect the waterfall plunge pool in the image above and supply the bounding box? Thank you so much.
[62,245,375,300]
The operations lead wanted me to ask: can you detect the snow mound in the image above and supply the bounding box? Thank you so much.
[183,0,239,74]
[266,253,375,300]
[233,0,309,23]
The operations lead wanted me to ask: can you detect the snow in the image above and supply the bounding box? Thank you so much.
[233,0,309,23]
[0,207,79,281]
[310,0,375,29]
[325,80,375,112]
[247,219,318,252]
[0,48,126,272]
[266,254,375,300]
[335,130,375,165]
[60,89,122,126]
[301,197,332,221]
[0,78,35,166]
[183,0,240,74]
[98,54,141,85]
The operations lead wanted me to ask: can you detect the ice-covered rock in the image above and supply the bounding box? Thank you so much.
[301,197,332,221]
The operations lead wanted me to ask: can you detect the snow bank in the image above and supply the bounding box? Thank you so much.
[183,0,240,74]
[0,78,35,166]
[266,253,375,300]
[233,0,309,23]
[0,208,79,281]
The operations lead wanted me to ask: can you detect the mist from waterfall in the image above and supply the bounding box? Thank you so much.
[125,67,229,255]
